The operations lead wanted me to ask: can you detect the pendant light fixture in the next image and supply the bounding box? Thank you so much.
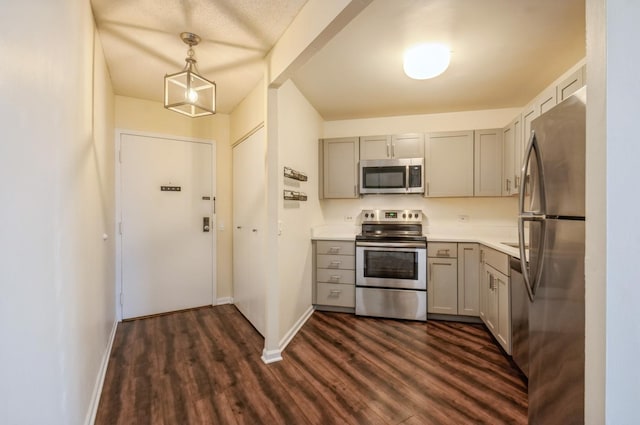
[164,32,216,117]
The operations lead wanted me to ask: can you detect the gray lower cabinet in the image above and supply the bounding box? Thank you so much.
[428,242,480,318]
[313,240,355,310]
[479,245,511,354]
[427,243,458,314]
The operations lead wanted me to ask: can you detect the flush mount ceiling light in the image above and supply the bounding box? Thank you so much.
[403,43,451,80]
[164,32,216,117]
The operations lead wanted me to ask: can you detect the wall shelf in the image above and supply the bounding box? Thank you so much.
[284,166,308,182]
[283,190,307,201]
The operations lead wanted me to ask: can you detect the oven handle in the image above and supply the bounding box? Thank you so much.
[356,242,426,249]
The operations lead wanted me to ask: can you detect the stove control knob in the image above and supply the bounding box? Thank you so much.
[364,213,369,218]
[402,213,406,218]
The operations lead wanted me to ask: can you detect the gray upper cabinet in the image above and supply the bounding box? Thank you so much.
[359,135,391,160]
[390,133,425,158]
[360,133,424,160]
[503,114,522,196]
[321,137,359,199]
[557,66,585,102]
[474,128,503,197]
[424,131,474,197]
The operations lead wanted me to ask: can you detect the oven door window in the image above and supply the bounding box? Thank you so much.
[364,249,418,280]
[363,166,406,189]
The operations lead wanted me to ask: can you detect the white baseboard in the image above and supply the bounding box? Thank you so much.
[216,297,233,305]
[261,305,315,365]
[261,348,284,364]
[85,320,118,425]
[279,305,314,351]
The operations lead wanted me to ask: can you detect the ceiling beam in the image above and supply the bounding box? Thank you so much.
[267,0,373,87]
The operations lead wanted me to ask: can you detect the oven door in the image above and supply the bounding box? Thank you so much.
[356,242,426,290]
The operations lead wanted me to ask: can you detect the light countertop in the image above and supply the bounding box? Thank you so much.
[311,226,525,259]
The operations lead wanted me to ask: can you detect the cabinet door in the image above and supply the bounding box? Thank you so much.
[474,129,503,197]
[457,243,480,317]
[360,135,391,160]
[538,86,557,114]
[391,133,425,158]
[522,104,538,159]
[424,131,474,197]
[495,269,511,354]
[511,114,523,194]
[322,137,359,198]
[557,66,585,102]
[484,265,499,335]
[479,249,488,323]
[502,125,515,197]
[428,257,458,314]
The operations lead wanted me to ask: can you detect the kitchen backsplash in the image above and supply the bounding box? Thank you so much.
[319,195,518,235]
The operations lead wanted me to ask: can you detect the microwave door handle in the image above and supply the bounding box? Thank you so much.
[406,165,410,190]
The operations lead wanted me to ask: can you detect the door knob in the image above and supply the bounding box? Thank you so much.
[203,217,210,232]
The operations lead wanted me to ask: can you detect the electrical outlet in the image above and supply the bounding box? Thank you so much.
[344,215,354,222]
[458,215,470,223]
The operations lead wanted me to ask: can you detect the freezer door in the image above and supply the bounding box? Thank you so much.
[530,88,586,218]
[528,218,584,425]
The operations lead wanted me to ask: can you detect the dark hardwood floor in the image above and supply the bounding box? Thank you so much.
[95,305,527,424]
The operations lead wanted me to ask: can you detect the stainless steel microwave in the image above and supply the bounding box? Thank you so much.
[359,158,424,194]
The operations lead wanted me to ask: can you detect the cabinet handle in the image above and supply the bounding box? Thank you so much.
[330,275,341,282]
[506,179,511,192]
[328,247,341,254]
[329,289,342,297]
[515,175,520,189]
[386,143,391,157]
[329,261,341,268]
[480,250,485,263]
[391,143,395,158]
[437,249,450,257]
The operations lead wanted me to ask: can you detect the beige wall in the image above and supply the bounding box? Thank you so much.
[115,96,234,300]
[276,81,325,343]
[230,77,265,144]
[0,2,116,423]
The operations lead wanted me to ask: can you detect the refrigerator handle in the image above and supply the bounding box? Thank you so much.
[518,130,547,302]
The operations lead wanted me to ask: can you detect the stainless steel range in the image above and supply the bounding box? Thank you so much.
[355,209,427,321]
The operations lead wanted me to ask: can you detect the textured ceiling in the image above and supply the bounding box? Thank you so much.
[91,0,309,113]
[93,0,585,120]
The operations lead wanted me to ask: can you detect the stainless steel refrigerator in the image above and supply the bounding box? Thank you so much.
[518,87,586,425]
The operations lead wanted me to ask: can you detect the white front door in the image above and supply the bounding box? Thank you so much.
[119,133,215,319]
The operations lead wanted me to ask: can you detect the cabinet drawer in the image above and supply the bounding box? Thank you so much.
[316,254,355,270]
[316,283,355,307]
[482,246,509,275]
[316,240,355,256]
[429,242,458,258]
[317,268,355,285]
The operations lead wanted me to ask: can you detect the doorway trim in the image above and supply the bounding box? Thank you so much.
[114,128,217,321]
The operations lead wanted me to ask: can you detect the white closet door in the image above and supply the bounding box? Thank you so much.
[232,127,266,335]
[120,134,215,319]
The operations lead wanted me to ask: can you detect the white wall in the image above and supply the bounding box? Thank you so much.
[114,96,234,301]
[600,1,640,423]
[322,108,521,233]
[276,81,325,342]
[0,1,116,424]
